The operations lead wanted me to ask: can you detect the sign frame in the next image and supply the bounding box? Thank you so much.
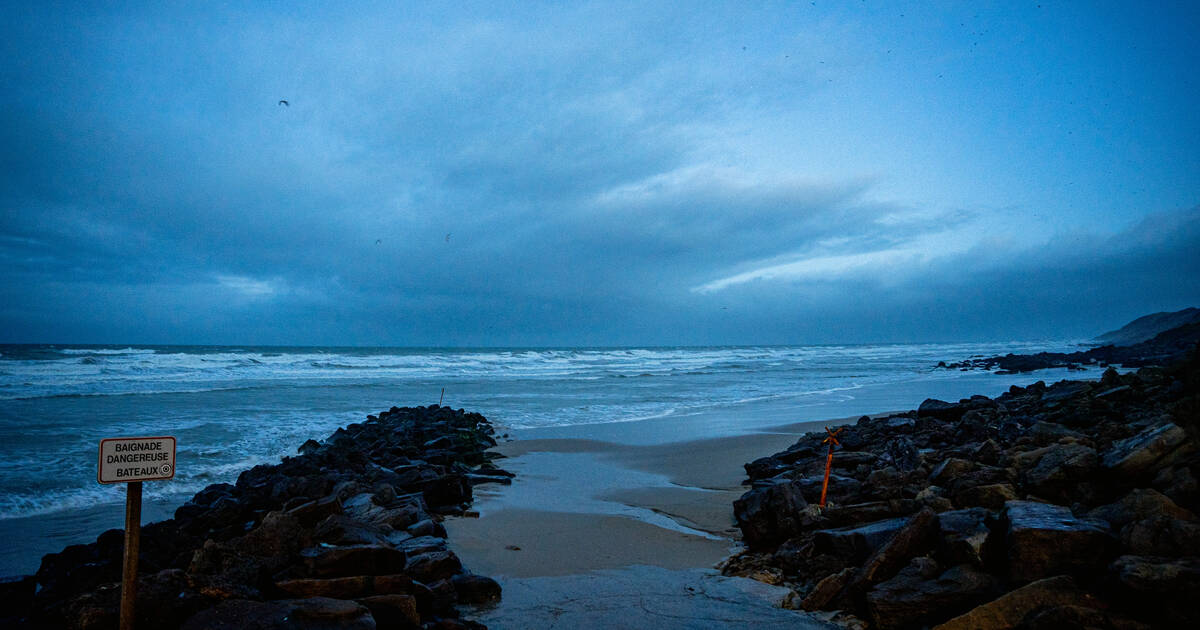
[97,436,177,484]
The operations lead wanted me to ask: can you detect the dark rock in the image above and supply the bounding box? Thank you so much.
[451,573,502,603]
[274,575,373,599]
[919,399,967,422]
[935,508,993,568]
[1109,555,1200,628]
[954,483,1018,510]
[929,458,976,487]
[800,567,856,611]
[932,575,1093,630]
[1019,443,1099,501]
[358,594,421,629]
[180,597,375,630]
[288,495,344,526]
[1120,515,1200,555]
[855,508,940,588]
[1102,422,1191,477]
[1087,487,1197,529]
[733,478,814,549]
[813,517,910,564]
[405,550,463,583]
[883,437,920,472]
[866,562,999,630]
[1001,500,1117,583]
[301,543,408,577]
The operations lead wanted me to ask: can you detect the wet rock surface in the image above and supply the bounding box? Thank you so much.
[13,405,510,629]
[724,351,1200,629]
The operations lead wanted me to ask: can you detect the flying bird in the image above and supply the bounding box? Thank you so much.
[445,233,451,243]
[278,100,289,107]
[375,239,382,245]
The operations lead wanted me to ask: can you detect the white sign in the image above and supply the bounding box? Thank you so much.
[98,436,176,484]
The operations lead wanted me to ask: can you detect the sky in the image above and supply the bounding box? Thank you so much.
[2,1,1198,346]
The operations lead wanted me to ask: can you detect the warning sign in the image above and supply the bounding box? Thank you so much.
[98,436,176,484]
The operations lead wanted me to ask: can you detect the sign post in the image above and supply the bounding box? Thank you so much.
[98,436,176,630]
[819,426,845,508]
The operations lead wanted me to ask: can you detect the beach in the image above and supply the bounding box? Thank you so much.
[445,415,852,628]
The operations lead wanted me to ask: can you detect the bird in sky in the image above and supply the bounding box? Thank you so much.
[278,100,289,107]
[375,239,382,245]
[445,233,451,243]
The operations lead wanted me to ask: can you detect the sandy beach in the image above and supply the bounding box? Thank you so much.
[442,414,890,628]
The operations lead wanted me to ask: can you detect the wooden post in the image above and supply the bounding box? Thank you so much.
[819,426,845,508]
[120,481,142,630]
[439,387,445,405]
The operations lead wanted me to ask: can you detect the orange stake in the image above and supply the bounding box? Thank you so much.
[819,426,845,508]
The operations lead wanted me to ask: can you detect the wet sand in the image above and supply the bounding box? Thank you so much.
[443,415,893,628]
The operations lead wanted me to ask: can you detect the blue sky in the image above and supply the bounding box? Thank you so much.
[2,1,1198,346]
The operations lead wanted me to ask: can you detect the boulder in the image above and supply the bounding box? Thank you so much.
[1102,423,1190,477]
[451,573,502,603]
[1087,487,1197,530]
[867,562,998,630]
[274,576,373,599]
[1120,515,1200,555]
[1001,500,1117,583]
[932,575,1094,630]
[404,550,463,583]
[800,568,856,611]
[180,597,376,630]
[300,544,408,577]
[935,508,993,568]
[1109,555,1200,627]
[919,399,967,422]
[733,478,813,549]
[954,483,1018,510]
[813,517,910,564]
[357,594,420,629]
[1019,443,1099,501]
[855,508,940,587]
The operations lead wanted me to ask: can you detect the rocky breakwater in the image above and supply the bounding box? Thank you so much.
[2,405,514,629]
[722,353,1200,629]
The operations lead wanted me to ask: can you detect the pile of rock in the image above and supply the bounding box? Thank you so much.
[4,405,512,629]
[938,321,1200,373]
[723,354,1200,629]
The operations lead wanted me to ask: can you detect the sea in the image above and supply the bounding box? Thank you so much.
[0,341,1099,576]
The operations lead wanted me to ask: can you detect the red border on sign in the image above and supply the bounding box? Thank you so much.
[98,436,177,484]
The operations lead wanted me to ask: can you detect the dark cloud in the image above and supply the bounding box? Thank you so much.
[1,3,1197,345]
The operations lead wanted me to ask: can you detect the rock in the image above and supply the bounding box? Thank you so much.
[1088,487,1197,529]
[1120,515,1200,555]
[1102,422,1190,477]
[1019,443,1098,500]
[404,550,463,583]
[932,575,1093,630]
[314,514,391,546]
[407,518,447,538]
[866,562,999,630]
[274,576,373,599]
[288,495,344,526]
[1109,555,1200,627]
[733,478,813,549]
[813,517,911,564]
[301,544,408,577]
[954,483,1018,510]
[935,508,993,567]
[1001,500,1117,583]
[919,399,967,422]
[855,508,940,587]
[801,568,856,611]
[1016,604,1151,630]
[973,439,1004,466]
[358,594,420,629]
[929,458,976,487]
[451,573,502,603]
[180,597,376,630]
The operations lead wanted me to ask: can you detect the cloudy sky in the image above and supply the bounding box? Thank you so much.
[2,1,1198,346]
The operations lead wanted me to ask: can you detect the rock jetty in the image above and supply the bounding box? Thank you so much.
[723,352,1200,629]
[938,321,1200,373]
[3,405,513,629]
